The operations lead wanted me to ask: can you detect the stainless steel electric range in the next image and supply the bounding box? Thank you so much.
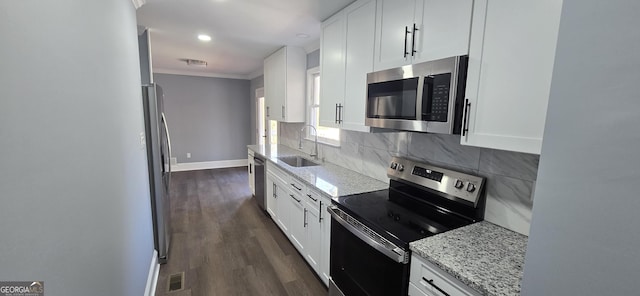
[327,156,486,296]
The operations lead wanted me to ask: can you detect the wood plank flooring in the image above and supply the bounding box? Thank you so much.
[155,167,328,296]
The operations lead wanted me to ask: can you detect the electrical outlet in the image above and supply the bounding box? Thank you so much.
[139,132,146,149]
[186,153,191,159]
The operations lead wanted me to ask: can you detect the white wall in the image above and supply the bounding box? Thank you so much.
[522,0,640,294]
[0,1,155,295]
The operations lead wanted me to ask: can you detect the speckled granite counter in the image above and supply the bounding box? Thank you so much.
[248,144,387,197]
[410,221,528,296]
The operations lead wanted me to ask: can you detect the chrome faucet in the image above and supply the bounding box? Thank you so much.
[299,125,319,160]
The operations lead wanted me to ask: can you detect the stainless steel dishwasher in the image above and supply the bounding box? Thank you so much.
[253,155,266,211]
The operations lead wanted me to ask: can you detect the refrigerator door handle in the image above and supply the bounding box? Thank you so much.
[161,113,173,187]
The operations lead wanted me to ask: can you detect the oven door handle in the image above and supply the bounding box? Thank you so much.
[327,206,408,264]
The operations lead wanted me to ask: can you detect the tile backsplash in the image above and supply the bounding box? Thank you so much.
[279,123,539,236]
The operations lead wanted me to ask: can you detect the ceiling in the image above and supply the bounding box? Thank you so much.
[136,0,355,79]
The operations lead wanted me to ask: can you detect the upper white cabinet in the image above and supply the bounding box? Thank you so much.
[373,0,473,71]
[461,0,562,154]
[264,46,306,122]
[319,0,376,132]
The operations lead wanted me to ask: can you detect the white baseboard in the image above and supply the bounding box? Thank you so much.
[144,250,160,296]
[172,159,247,172]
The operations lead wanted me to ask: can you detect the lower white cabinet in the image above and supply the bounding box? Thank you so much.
[265,161,332,286]
[287,188,306,253]
[248,150,255,195]
[409,254,481,296]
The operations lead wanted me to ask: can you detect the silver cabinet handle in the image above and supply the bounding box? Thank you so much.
[303,208,308,228]
[306,194,317,202]
[335,103,339,124]
[291,183,302,191]
[273,183,276,198]
[319,200,323,222]
[421,277,451,296]
[266,106,270,117]
[290,194,301,203]
[281,106,285,119]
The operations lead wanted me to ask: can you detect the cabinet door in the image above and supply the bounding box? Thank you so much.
[412,0,472,64]
[304,203,322,275]
[342,0,376,132]
[461,0,562,154]
[319,13,346,128]
[266,173,278,218]
[264,48,286,121]
[319,197,331,285]
[373,0,415,71]
[248,154,255,195]
[275,181,290,234]
[287,191,306,254]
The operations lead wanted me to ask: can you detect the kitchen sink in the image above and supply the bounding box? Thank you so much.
[277,156,320,167]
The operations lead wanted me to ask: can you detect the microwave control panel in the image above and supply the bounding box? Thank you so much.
[422,73,451,122]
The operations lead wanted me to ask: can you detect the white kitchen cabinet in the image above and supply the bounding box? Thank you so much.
[303,188,323,276]
[319,0,376,132]
[319,194,331,286]
[264,46,306,122]
[409,254,481,296]
[461,0,562,154]
[263,161,332,286]
[248,150,255,195]
[373,0,473,71]
[287,186,306,254]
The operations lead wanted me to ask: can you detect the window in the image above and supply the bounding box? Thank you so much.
[269,120,278,145]
[307,67,340,146]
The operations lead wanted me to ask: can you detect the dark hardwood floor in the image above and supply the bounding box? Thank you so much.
[155,167,328,296]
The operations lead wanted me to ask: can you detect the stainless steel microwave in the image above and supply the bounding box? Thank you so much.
[365,56,468,134]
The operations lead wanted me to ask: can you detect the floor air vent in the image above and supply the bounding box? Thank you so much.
[167,272,185,292]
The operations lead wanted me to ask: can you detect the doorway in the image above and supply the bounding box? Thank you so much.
[256,88,266,145]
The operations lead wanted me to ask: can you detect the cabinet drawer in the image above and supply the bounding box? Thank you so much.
[266,162,290,184]
[305,188,325,212]
[408,282,429,296]
[288,177,305,194]
[410,255,481,296]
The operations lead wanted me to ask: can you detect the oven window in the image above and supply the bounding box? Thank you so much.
[367,78,418,120]
[330,219,409,296]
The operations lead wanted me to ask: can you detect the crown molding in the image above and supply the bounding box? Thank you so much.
[153,68,249,80]
[247,67,264,80]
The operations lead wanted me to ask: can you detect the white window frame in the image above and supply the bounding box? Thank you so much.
[306,67,340,147]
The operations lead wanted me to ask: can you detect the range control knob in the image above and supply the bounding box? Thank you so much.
[397,164,404,172]
[466,183,476,192]
[454,179,464,189]
[390,162,398,169]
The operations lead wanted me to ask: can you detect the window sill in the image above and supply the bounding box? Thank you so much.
[304,137,341,148]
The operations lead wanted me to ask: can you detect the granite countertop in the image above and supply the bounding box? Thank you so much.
[248,144,387,197]
[410,221,528,296]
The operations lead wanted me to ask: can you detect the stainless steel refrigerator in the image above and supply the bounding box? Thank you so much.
[142,84,172,264]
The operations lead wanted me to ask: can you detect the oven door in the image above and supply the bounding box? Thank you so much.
[328,206,410,296]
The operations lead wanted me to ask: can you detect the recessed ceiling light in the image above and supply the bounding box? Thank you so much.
[296,33,310,39]
[198,34,212,42]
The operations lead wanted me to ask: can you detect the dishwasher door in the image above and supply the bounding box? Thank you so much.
[253,156,266,211]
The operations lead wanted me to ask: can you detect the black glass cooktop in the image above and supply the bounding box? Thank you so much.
[332,186,474,247]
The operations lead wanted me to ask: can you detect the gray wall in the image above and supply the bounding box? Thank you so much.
[307,49,320,69]
[280,124,538,235]
[138,29,152,84]
[153,73,251,163]
[522,1,640,294]
[0,1,154,295]
[250,75,265,145]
